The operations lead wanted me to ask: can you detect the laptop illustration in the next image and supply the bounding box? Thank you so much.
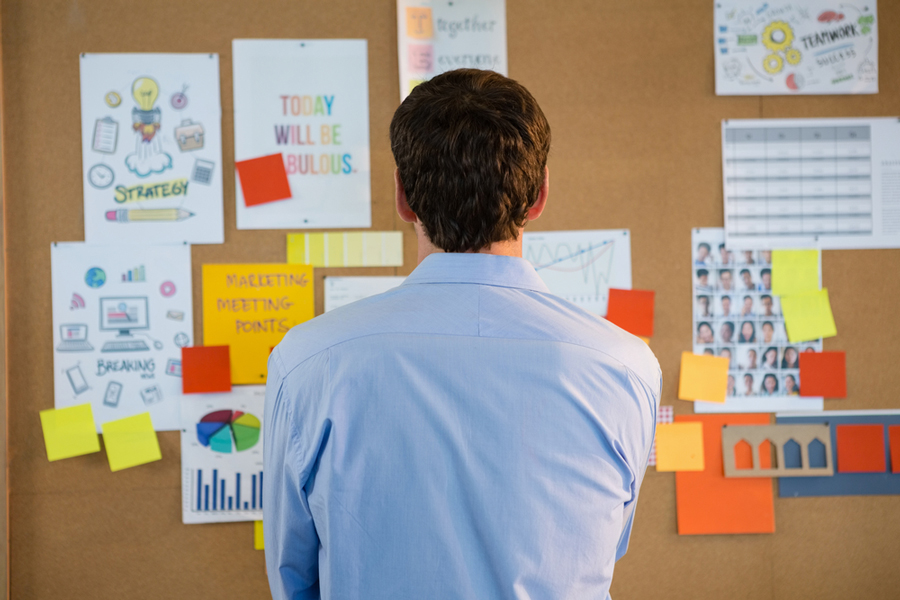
[57,324,94,352]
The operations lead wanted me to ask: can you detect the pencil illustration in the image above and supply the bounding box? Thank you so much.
[105,209,194,222]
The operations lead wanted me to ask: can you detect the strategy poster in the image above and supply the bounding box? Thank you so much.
[232,39,371,230]
[79,53,224,244]
[714,2,878,95]
[51,243,194,431]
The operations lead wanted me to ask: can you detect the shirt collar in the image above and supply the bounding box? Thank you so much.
[402,253,550,293]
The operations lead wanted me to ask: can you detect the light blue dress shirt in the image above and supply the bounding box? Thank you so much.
[264,253,661,600]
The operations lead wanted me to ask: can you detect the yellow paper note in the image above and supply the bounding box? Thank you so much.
[678,352,730,403]
[638,336,651,346]
[781,288,837,343]
[405,7,433,39]
[254,520,265,550]
[287,232,404,267]
[655,422,705,472]
[771,249,819,296]
[102,412,162,472]
[202,264,314,383]
[40,403,101,461]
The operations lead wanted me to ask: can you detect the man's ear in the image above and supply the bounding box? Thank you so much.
[527,166,549,221]
[395,168,418,223]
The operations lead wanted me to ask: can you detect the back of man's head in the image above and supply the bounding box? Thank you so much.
[390,69,551,253]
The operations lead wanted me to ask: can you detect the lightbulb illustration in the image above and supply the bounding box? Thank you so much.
[125,76,172,177]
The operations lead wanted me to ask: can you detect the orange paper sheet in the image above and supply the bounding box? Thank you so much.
[235,153,292,207]
[182,346,232,394]
[678,352,730,403]
[605,288,655,337]
[675,413,775,535]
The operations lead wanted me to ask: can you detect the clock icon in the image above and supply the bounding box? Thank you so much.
[88,163,115,189]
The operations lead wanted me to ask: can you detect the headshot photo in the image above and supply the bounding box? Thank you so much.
[742,373,755,396]
[697,321,714,344]
[784,373,799,395]
[740,295,755,317]
[719,321,735,344]
[738,320,756,343]
[718,269,734,291]
[782,346,799,369]
[739,268,755,291]
[702,348,715,356]
[696,295,712,317]
[759,268,772,291]
[761,346,779,369]
[695,242,712,265]
[695,269,712,291]
[727,374,736,396]
[740,249,755,265]
[720,295,733,317]
[759,250,772,265]
[761,373,779,396]
[718,243,732,265]
[759,294,775,317]
[719,347,733,368]
[761,321,776,344]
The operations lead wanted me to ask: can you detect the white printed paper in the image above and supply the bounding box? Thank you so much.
[691,228,823,413]
[715,1,877,95]
[181,387,265,524]
[723,117,900,250]
[523,230,631,316]
[397,0,507,101]
[51,243,194,431]
[233,40,371,230]
[80,54,224,244]
[324,276,406,312]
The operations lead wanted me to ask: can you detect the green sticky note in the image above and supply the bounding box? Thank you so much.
[772,250,819,296]
[39,403,101,461]
[781,288,837,343]
[101,412,162,472]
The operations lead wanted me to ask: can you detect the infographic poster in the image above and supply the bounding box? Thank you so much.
[181,386,265,524]
[79,53,224,244]
[714,1,877,95]
[397,0,507,101]
[232,40,371,230]
[51,243,194,431]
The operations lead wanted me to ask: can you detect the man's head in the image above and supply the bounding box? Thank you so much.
[390,69,551,254]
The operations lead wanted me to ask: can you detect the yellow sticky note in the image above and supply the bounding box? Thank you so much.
[678,352,730,403]
[772,249,819,296]
[287,232,403,267]
[406,7,433,39]
[202,264,314,383]
[254,520,265,550]
[638,336,651,346]
[781,288,837,343]
[39,403,100,461]
[101,412,162,472]
[655,422,705,471]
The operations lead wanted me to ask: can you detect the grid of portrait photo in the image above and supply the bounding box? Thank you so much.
[692,229,822,400]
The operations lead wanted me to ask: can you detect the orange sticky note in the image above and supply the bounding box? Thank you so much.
[889,426,900,474]
[235,153,292,207]
[605,289,655,337]
[655,423,705,471]
[798,351,846,397]
[836,424,886,473]
[405,7,433,39]
[182,346,232,393]
[675,413,774,535]
[678,352,730,403]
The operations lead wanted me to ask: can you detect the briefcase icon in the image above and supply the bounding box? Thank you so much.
[175,119,204,151]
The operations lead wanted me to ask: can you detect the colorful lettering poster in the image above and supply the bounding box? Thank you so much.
[79,54,224,244]
[715,2,878,95]
[397,0,507,101]
[202,264,314,384]
[181,386,265,524]
[690,228,823,413]
[232,40,371,230]
[51,243,194,431]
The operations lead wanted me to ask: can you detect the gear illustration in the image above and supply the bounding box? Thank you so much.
[785,48,801,65]
[762,21,794,52]
[763,53,784,74]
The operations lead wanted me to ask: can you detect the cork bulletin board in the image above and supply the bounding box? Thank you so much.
[2,0,899,598]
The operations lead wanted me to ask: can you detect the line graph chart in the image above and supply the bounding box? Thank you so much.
[523,229,632,316]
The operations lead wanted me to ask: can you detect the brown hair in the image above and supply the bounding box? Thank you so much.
[390,69,551,253]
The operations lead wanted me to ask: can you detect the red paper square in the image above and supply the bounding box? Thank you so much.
[235,153,292,207]
[799,351,846,397]
[836,424,886,473]
[182,346,232,394]
[605,289,655,337]
[889,425,900,474]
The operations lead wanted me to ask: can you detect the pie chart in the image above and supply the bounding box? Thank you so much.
[196,410,260,453]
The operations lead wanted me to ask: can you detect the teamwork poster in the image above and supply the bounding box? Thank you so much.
[79,54,224,244]
[690,228,823,413]
[181,386,265,524]
[51,243,194,431]
[232,40,371,230]
[397,0,507,101]
[714,2,878,95]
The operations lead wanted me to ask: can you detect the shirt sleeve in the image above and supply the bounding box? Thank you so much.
[263,350,322,600]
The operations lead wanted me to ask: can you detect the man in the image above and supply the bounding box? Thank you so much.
[759,268,772,291]
[739,268,755,291]
[695,268,712,291]
[720,295,733,317]
[760,294,775,317]
[695,242,711,265]
[264,70,661,599]
[718,269,734,291]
